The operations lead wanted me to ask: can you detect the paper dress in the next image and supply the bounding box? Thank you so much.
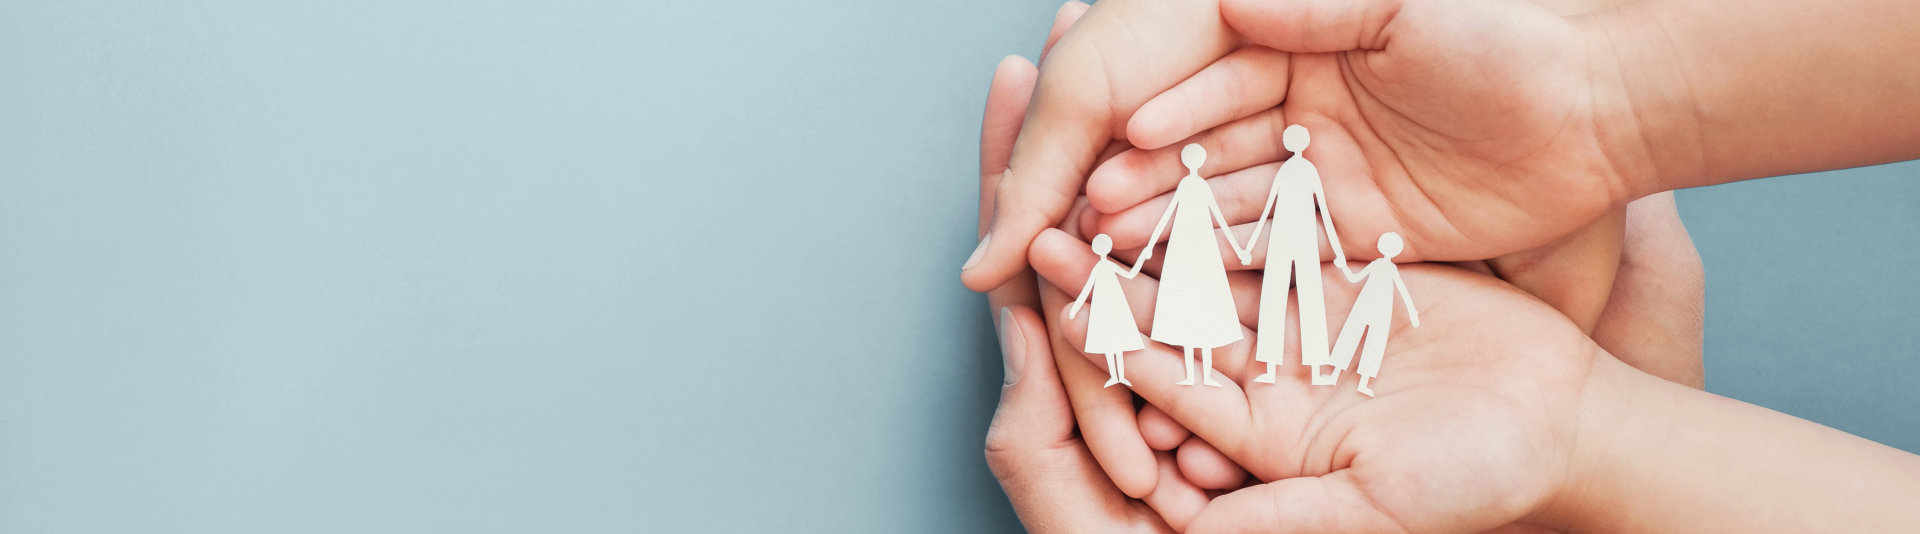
[1069,234,1144,388]
[1140,144,1251,387]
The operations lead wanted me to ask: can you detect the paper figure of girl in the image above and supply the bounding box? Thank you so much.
[1242,125,1347,385]
[1326,232,1421,396]
[1068,234,1145,388]
[1137,144,1254,387]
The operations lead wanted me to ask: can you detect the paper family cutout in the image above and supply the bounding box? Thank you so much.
[1073,126,1420,397]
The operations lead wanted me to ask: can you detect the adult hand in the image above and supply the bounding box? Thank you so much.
[976,9,1213,529]
[1031,232,1600,533]
[1118,0,1649,266]
[1105,191,1702,532]
[986,304,1208,533]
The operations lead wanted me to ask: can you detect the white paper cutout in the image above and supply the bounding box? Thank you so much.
[1324,232,1421,397]
[1243,126,1348,385]
[1138,144,1253,387]
[1069,234,1146,388]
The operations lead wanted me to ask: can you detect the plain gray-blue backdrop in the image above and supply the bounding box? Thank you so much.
[2,1,1916,532]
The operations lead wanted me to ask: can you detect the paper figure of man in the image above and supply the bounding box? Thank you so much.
[1242,125,1348,385]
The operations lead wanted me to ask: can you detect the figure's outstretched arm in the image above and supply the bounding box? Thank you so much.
[1132,200,1178,277]
[1343,261,1370,284]
[1068,265,1099,320]
[1243,172,1283,251]
[1393,271,1419,327]
[1310,166,1348,263]
[1206,192,1247,258]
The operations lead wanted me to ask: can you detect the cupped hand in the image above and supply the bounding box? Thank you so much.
[1031,230,1601,533]
[1124,0,1648,266]
[977,2,1213,511]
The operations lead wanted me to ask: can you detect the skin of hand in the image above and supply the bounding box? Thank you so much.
[1067,0,1654,335]
[1587,191,1703,388]
[958,0,1645,330]
[986,303,1212,533]
[1035,231,1596,533]
[1031,231,1920,533]
[979,44,1216,531]
[1028,0,1701,508]
[1119,190,1703,532]
[982,0,1702,509]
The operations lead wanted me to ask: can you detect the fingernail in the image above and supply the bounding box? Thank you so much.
[998,307,1026,386]
[963,231,992,272]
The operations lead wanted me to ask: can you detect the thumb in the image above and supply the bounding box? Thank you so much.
[962,0,1240,293]
[984,306,1073,458]
[1186,472,1402,534]
[1220,0,1405,53]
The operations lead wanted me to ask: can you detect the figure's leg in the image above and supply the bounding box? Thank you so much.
[1201,347,1222,387]
[1253,362,1279,384]
[1175,346,1197,386]
[1296,254,1331,383]
[1116,353,1132,386]
[1253,259,1296,385]
[1103,353,1121,388]
[1355,323,1390,396]
[1322,322,1366,386]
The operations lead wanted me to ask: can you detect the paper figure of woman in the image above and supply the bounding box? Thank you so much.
[1137,144,1253,387]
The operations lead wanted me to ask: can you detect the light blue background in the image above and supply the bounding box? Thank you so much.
[1,1,1915,532]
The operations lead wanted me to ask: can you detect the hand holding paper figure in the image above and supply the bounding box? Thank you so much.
[1030,229,1593,533]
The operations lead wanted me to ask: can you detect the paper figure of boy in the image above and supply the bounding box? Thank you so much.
[1137,144,1254,387]
[1325,232,1421,396]
[1242,125,1348,385]
[1068,234,1144,388]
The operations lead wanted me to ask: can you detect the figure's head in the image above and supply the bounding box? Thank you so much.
[1091,233,1113,256]
[1180,143,1206,172]
[1376,232,1404,258]
[1283,125,1310,152]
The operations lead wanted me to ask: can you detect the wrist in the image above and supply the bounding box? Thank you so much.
[1574,7,1708,199]
[1529,353,1679,532]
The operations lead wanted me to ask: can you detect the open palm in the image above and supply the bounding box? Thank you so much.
[1111,0,1636,267]
[1031,228,1596,533]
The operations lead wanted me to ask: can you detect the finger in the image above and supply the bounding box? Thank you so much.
[962,0,1241,292]
[1129,46,1292,151]
[1485,209,1625,333]
[980,56,1043,314]
[1186,471,1401,534]
[1040,1,1091,62]
[1055,307,1256,465]
[1219,0,1406,53]
[1087,107,1291,214]
[985,306,1075,452]
[1177,436,1252,490]
[985,304,1174,533]
[979,56,1040,236]
[1138,403,1192,450]
[1040,279,1161,498]
[1592,192,1704,387]
[1143,450,1211,532]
